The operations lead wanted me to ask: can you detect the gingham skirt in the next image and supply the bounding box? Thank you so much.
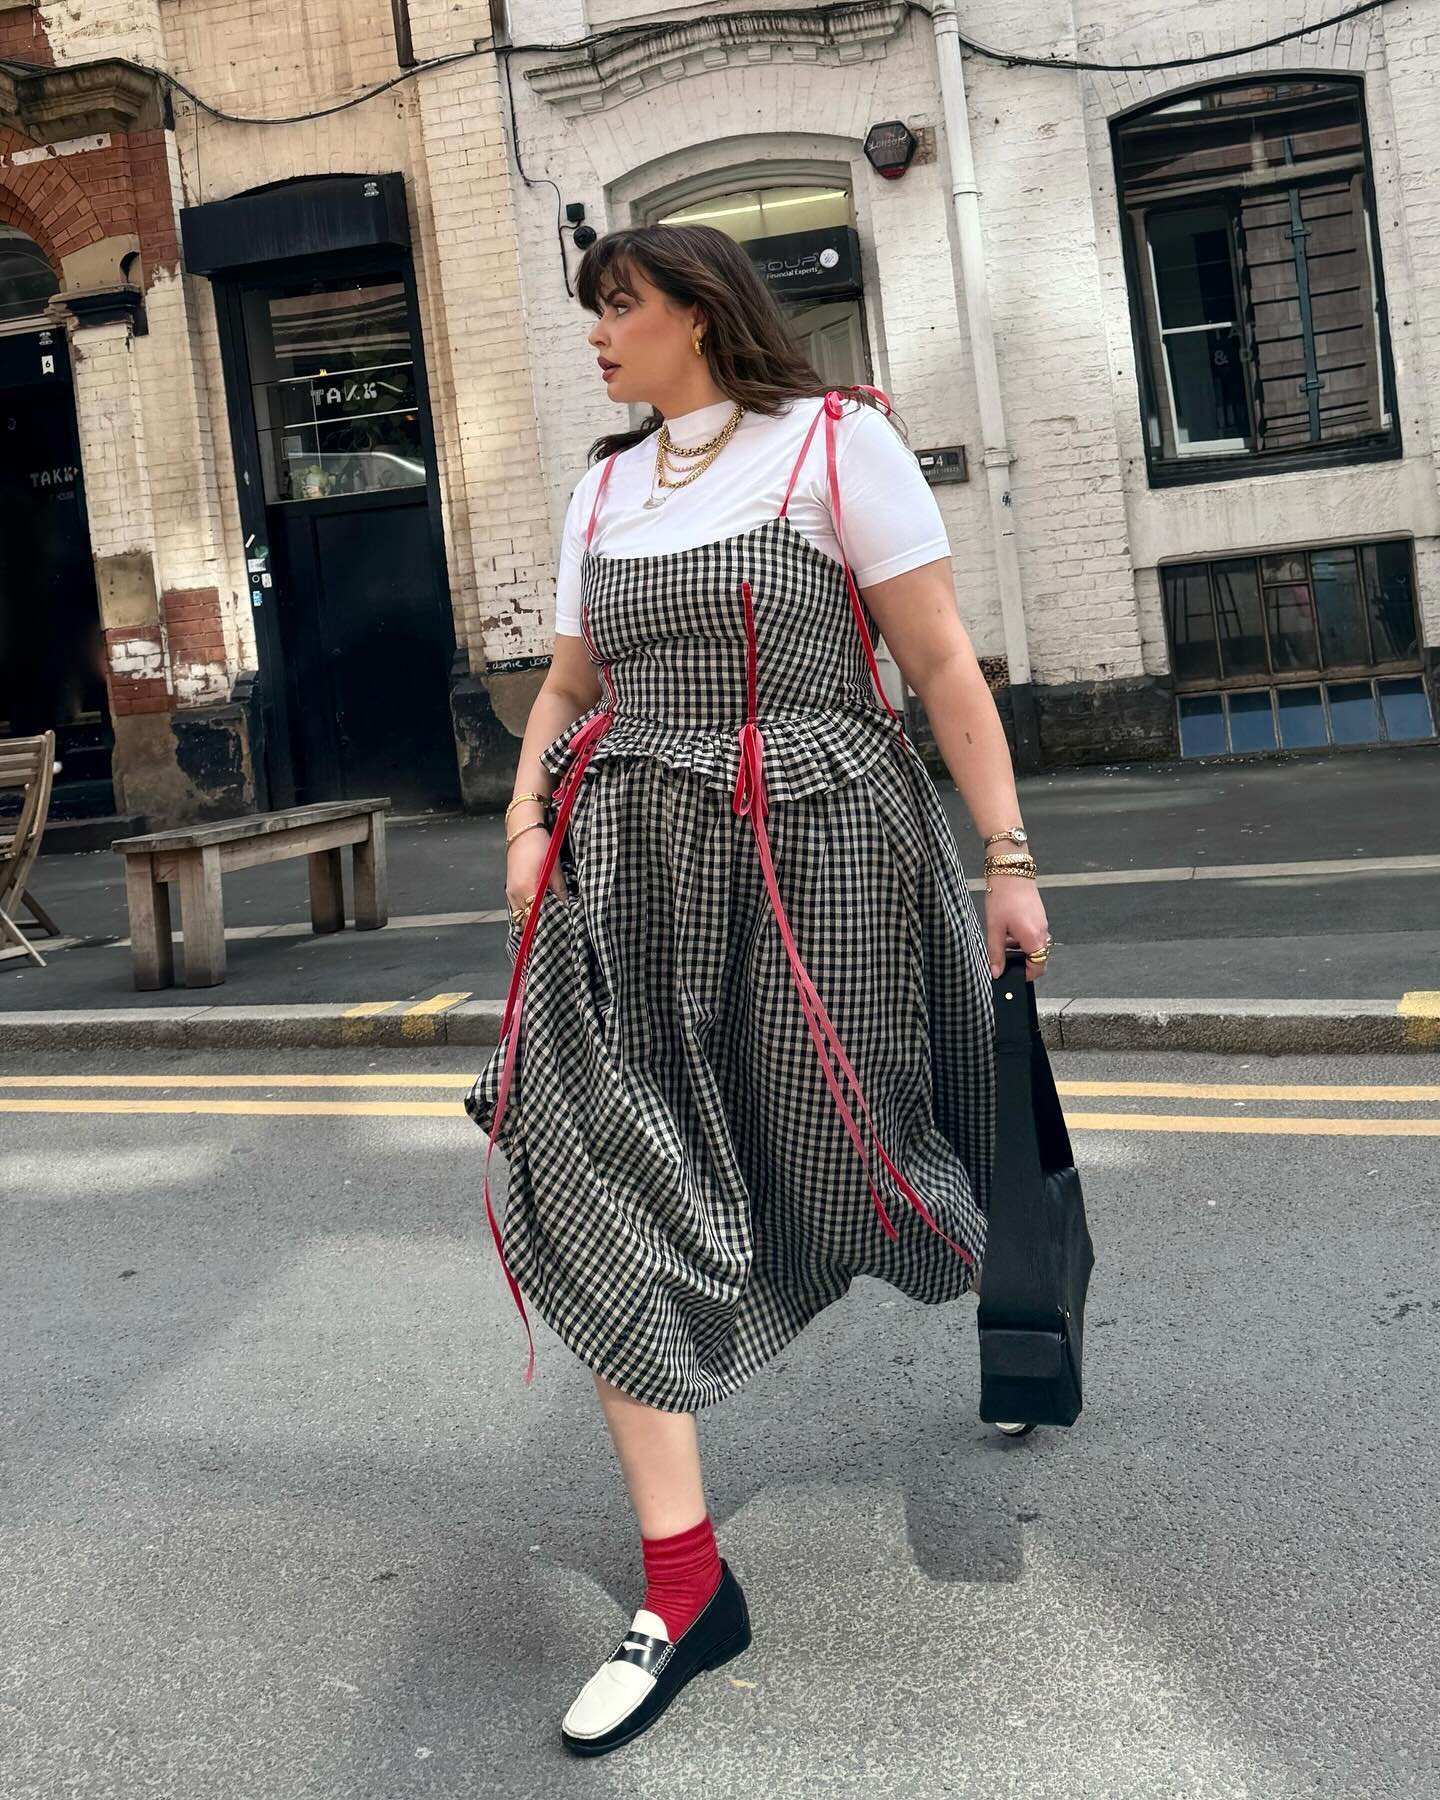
[466,428,994,1411]
[466,726,994,1413]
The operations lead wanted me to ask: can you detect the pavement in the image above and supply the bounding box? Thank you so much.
[4,1043,1439,1797]
[4,742,1439,1052]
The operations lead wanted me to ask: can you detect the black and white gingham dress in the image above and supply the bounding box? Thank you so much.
[466,390,994,1411]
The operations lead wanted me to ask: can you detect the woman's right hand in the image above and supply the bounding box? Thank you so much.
[505,818,569,924]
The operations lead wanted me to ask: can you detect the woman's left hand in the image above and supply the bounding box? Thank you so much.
[984,879,1052,983]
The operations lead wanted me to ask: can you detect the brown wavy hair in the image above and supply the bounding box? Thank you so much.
[576,223,900,464]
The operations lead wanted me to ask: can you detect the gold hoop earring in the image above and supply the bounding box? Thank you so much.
[693,336,704,357]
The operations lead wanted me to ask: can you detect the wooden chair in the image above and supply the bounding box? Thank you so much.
[0,730,60,969]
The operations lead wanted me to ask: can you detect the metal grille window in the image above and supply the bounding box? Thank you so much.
[1115,78,1399,483]
[1161,539,1433,754]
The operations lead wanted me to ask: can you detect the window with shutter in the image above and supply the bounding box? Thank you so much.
[1236,172,1383,449]
[1114,77,1398,484]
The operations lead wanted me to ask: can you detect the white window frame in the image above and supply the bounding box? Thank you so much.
[1145,210,1250,458]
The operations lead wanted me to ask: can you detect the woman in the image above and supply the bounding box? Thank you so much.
[465,224,1051,1756]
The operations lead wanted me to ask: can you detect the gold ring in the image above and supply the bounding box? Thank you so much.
[1026,939,1053,962]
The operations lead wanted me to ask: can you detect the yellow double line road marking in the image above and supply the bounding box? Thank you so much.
[1,1075,1435,1097]
[1058,1079,1440,1103]
[1066,1113,1439,1138]
[0,1098,460,1117]
[0,1073,473,1088]
[0,1075,1437,1134]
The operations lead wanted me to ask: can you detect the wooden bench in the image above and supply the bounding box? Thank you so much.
[113,799,390,990]
[0,730,61,968]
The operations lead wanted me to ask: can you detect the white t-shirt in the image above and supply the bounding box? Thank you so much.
[553,394,951,638]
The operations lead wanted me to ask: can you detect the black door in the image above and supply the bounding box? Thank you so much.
[218,262,460,811]
[0,329,115,819]
[269,488,456,803]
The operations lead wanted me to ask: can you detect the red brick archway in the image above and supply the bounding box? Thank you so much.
[0,125,105,269]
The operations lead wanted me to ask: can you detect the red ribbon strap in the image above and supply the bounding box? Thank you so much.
[822,390,906,740]
[731,580,973,1269]
[482,451,621,1386]
[480,704,613,1384]
[780,387,906,738]
[586,453,620,549]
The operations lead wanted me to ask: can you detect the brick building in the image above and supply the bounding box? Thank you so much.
[0,0,548,835]
[1,2,1437,840]
[504,0,1439,764]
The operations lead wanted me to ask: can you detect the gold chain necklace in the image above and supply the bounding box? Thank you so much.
[658,410,741,458]
[644,404,744,509]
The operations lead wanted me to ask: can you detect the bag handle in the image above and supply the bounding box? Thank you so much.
[993,947,1072,1175]
[982,949,1073,1326]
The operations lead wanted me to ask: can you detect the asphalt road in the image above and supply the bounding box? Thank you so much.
[3,1046,1438,1798]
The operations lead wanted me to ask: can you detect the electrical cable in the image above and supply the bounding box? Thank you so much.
[498,46,573,297]
[96,0,1395,130]
[87,0,1396,290]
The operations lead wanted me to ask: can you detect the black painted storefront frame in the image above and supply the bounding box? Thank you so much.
[183,175,458,811]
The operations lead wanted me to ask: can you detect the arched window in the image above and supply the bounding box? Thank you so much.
[653,183,870,387]
[1114,77,1397,477]
[0,226,59,325]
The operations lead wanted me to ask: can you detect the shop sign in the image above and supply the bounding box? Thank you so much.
[746,226,863,301]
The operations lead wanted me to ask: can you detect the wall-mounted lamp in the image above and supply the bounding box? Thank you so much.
[863,120,918,181]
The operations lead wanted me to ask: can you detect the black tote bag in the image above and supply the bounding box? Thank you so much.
[976,947,1096,1428]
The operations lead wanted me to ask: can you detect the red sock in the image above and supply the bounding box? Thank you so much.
[641,1514,723,1642]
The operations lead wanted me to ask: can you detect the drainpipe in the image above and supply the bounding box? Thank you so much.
[390,0,416,65]
[929,0,1040,770]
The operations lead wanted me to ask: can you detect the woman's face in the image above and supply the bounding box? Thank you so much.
[587,264,701,408]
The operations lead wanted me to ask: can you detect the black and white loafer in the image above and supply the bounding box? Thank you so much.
[560,1559,751,1756]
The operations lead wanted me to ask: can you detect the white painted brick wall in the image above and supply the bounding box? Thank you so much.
[149,0,547,671]
[39,0,166,67]
[69,318,157,559]
[47,0,1440,715]
[1068,0,1440,666]
[132,272,227,590]
[107,636,165,676]
[404,0,554,664]
[164,1,410,202]
[158,4,418,684]
[504,0,1010,661]
[505,0,1440,690]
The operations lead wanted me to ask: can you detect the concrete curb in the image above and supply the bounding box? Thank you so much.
[0,997,1435,1054]
[1051,997,1438,1054]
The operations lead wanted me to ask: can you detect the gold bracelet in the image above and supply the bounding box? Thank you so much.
[505,819,549,848]
[984,854,1038,878]
[505,790,550,821]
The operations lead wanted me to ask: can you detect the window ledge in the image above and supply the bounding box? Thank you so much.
[1147,437,1402,488]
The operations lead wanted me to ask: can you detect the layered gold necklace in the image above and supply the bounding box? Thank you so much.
[644,403,745,509]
